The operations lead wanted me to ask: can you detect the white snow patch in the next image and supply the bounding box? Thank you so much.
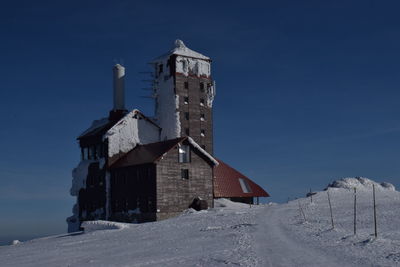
[326,177,396,191]
[214,198,250,209]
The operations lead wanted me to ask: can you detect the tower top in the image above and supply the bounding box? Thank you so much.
[153,39,210,62]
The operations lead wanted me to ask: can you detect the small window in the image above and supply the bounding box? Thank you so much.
[185,128,190,136]
[179,145,190,163]
[184,97,189,104]
[201,129,205,137]
[200,98,205,106]
[181,169,189,179]
[239,178,252,193]
[200,82,204,92]
[184,81,189,89]
[81,148,85,160]
[200,113,205,121]
[159,64,163,74]
[185,112,189,120]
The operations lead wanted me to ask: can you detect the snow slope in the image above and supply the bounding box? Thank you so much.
[1,180,399,267]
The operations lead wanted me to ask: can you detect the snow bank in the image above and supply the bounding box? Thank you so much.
[81,220,130,232]
[326,177,396,191]
[214,198,250,209]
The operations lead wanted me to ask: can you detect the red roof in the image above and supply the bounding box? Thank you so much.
[214,159,270,198]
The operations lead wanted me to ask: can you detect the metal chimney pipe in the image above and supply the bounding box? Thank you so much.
[113,64,125,110]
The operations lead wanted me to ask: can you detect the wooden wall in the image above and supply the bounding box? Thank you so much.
[156,142,214,220]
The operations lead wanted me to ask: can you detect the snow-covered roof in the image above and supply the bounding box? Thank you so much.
[111,137,218,168]
[152,40,210,62]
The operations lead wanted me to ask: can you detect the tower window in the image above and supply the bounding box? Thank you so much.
[201,129,205,137]
[181,169,189,179]
[184,97,189,104]
[185,112,189,120]
[179,145,190,163]
[200,98,205,106]
[184,81,189,89]
[159,64,163,74]
[185,128,190,136]
[200,114,205,121]
[200,82,204,92]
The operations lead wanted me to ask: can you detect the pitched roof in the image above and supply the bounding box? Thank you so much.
[110,137,218,168]
[152,40,210,62]
[214,159,270,198]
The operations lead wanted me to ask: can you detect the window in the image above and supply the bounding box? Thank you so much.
[159,64,163,74]
[81,148,85,160]
[185,128,190,136]
[200,82,204,92]
[185,112,189,120]
[201,129,205,137]
[184,96,189,104]
[181,169,189,179]
[179,145,190,163]
[239,178,252,193]
[200,98,205,106]
[184,81,189,89]
[200,113,205,121]
[201,145,206,150]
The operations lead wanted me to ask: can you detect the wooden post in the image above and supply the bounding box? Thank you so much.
[373,184,377,238]
[327,191,334,229]
[354,187,357,235]
[310,188,313,203]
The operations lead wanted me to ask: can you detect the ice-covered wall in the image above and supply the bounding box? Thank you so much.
[155,66,181,140]
[175,56,210,77]
[104,109,160,159]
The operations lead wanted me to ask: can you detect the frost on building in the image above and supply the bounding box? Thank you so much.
[67,40,269,232]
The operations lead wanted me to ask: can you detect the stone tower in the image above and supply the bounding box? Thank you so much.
[152,40,216,154]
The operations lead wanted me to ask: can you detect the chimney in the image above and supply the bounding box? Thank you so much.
[113,64,125,110]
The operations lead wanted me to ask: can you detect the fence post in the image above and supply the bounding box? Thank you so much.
[298,199,307,222]
[310,188,313,203]
[327,191,334,229]
[373,184,377,238]
[354,187,357,235]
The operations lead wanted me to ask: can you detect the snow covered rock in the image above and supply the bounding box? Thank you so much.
[326,177,396,191]
[11,240,20,245]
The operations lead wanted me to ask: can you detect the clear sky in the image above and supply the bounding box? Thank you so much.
[1,0,400,245]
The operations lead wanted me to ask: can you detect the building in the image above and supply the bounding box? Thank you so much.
[67,40,269,232]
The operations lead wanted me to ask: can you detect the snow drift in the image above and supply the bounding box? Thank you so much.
[326,177,396,191]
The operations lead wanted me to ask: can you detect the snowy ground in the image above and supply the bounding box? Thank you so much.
[1,178,399,266]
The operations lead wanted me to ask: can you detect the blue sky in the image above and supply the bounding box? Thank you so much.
[1,0,400,244]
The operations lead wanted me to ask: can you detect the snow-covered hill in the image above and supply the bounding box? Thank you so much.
[1,178,399,266]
